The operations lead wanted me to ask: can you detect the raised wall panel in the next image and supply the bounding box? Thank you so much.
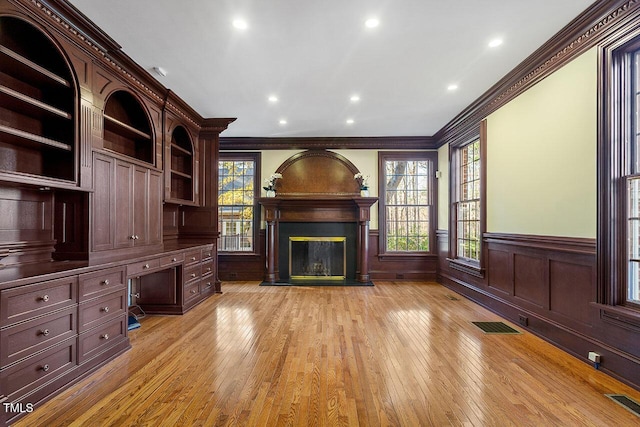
[487,249,512,294]
[549,259,594,326]
[513,253,546,308]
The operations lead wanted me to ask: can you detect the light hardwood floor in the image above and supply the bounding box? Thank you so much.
[14,281,640,426]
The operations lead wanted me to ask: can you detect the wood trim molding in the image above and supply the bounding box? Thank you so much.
[483,232,596,255]
[220,136,437,151]
[435,0,640,147]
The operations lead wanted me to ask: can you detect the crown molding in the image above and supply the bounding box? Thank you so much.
[434,0,640,148]
[220,136,437,151]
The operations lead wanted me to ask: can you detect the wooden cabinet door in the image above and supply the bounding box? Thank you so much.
[132,166,149,246]
[146,170,163,246]
[91,154,115,252]
[114,161,135,248]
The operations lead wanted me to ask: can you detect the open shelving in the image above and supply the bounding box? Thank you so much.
[0,17,76,182]
[169,126,194,203]
[103,90,153,164]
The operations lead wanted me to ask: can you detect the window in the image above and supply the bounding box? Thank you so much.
[218,153,260,253]
[456,140,481,262]
[449,120,486,275]
[602,31,640,312]
[379,152,437,254]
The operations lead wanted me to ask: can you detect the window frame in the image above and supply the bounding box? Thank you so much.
[217,152,261,254]
[377,151,438,258]
[448,120,487,277]
[601,30,640,313]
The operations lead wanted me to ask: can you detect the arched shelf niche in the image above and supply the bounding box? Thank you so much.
[0,16,77,181]
[103,90,153,164]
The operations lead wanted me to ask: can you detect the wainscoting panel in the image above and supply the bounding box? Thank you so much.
[437,230,640,390]
[548,257,594,327]
[513,253,546,309]
[487,249,512,295]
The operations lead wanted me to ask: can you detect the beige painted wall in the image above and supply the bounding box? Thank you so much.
[437,144,449,230]
[485,47,597,238]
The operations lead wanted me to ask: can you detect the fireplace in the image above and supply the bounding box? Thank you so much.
[259,196,376,283]
[289,237,346,280]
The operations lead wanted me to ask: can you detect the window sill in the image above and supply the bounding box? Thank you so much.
[591,303,640,332]
[378,252,437,261]
[447,258,484,278]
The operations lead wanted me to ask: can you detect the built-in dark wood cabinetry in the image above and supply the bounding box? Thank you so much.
[0,1,233,424]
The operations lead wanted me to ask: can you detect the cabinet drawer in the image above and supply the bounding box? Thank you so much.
[184,281,200,304]
[201,247,213,260]
[1,306,76,368]
[79,290,127,333]
[201,259,214,278]
[78,316,127,364]
[1,277,77,326]
[183,264,201,283]
[160,252,184,267]
[184,250,201,266]
[201,279,214,295]
[1,337,76,398]
[79,267,125,301]
[127,258,160,277]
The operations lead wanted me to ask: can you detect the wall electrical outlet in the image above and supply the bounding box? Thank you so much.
[588,351,601,363]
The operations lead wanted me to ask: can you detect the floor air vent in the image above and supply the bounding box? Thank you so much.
[606,394,640,417]
[472,321,521,334]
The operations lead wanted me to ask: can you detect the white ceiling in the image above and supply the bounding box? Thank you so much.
[67,0,593,138]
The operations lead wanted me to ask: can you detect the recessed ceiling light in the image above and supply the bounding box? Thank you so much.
[365,18,379,28]
[488,38,503,48]
[279,119,287,125]
[447,84,458,91]
[232,19,248,30]
[346,119,355,125]
[350,95,360,102]
[268,95,278,103]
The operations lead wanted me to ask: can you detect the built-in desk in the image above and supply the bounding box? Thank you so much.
[0,242,218,425]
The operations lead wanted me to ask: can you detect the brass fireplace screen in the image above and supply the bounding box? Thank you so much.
[289,237,346,280]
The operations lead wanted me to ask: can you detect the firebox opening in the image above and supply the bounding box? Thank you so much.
[289,237,346,280]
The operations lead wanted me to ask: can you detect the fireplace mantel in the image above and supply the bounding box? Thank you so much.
[258,196,377,283]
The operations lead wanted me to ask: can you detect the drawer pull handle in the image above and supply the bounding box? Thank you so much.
[129,235,136,240]
[143,264,150,269]
[39,295,50,302]
[205,252,211,257]
[205,282,211,288]
[40,329,50,336]
[191,273,197,278]
[101,306,110,313]
[102,279,110,286]
[206,268,211,272]
[134,235,139,240]
[191,257,196,261]
[101,334,109,340]
[172,258,177,262]
[191,289,197,294]
[41,364,50,372]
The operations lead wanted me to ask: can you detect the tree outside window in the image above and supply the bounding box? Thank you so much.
[379,152,437,254]
[218,154,259,252]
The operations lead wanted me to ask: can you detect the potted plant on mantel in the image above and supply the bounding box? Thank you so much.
[354,173,369,197]
[263,173,282,197]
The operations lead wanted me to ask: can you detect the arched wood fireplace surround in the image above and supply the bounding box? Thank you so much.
[258,150,377,283]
